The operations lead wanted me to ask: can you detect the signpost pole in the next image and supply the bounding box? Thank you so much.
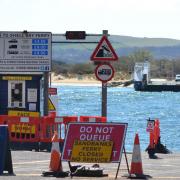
[44,72,49,116]
[90,30,117,117]
[101,30,108,117]
[102,82,107,117]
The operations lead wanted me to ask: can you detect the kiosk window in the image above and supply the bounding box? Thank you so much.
[8,81,25,108]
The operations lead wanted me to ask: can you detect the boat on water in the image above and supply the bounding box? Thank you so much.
[134,62,180,92]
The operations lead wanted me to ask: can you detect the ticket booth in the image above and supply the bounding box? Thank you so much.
[0,74,42,117]
[0,31,52,117]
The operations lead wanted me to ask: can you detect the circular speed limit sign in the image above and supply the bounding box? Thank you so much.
[95,63,114,82]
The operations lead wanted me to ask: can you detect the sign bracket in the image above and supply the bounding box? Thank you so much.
[115,146,130,179]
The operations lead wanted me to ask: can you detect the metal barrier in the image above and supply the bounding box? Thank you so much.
[79,116,107,123]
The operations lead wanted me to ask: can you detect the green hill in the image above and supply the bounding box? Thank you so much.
[52,35,180,63]
[110,35,180,47]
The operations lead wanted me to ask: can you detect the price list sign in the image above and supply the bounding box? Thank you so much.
[0,31,52,72]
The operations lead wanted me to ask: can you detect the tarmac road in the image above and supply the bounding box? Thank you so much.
[1,150,180,180]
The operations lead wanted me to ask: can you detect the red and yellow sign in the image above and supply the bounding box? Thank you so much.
[2,76,32,81]
[71,140,113,163]
[8,110,40,117]
[11,124,35,134]
[62,123,127,162]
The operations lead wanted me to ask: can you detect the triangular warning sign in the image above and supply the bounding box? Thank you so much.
[48,97,56,111]
[91,35,118,61]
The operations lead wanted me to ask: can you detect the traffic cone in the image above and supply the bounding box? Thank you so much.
[49,131,62,172]
[129,133,150,179]
[42,131,68,177]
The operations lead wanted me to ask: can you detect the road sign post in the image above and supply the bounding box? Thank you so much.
[102,81,107,117]
[90,30,118,117]
[44,72,49,116]
[102,30,108,117]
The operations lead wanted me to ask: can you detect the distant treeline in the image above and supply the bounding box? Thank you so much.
[52,50,180,80]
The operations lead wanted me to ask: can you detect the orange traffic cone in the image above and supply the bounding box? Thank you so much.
[130,133,143,175]
[49,131,62,172]
[42,131,68,177]
[129,133,150,179]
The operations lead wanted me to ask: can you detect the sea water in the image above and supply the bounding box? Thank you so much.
[52,84,180,152]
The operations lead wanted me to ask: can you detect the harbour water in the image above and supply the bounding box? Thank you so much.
[53,83,180,153]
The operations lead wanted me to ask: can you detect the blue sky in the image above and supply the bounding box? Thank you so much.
[1,0,180,39]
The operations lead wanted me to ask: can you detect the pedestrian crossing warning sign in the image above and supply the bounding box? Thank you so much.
[90,35,118,61]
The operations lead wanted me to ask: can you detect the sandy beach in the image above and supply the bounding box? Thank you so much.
[52,77,101,84]
[50,73,130,86]
[51,73,104,85]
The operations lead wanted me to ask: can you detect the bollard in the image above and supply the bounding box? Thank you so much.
[146,118,157,159]
[146,118,171,155]
[154,119,160,146]
[147,131,157,159]
[0,125,14,175]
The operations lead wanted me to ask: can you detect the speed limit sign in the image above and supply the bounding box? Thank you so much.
[95,63,114,82]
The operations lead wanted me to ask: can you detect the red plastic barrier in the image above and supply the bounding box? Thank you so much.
[79,116,107,123]
[7,116,40,143]
[0,115,40,142]
[0,115,80,151]
[48,111,56,118]
[40,116,78,143]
